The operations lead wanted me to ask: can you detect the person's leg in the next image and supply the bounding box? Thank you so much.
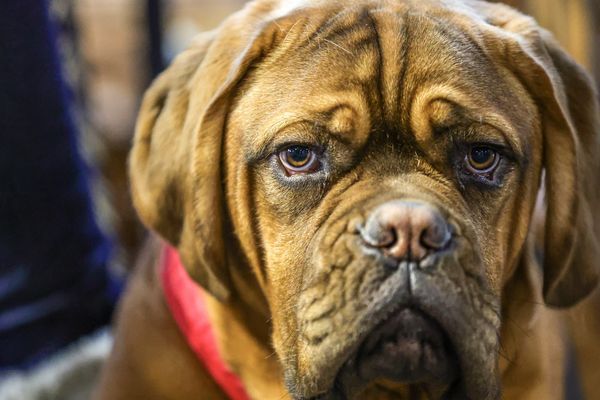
[0,1,119,368]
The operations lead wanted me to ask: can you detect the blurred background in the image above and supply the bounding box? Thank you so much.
[0,0,597,399]
[52,0,249,272]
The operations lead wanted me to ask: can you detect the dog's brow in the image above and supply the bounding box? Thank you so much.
[242,118,311,164]
[249,127,359,165]
[245,119,336,163]
[410,84,529,159]
[474,114,525,157]
[245,102,367,162]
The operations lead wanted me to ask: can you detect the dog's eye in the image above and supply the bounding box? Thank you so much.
[278,145,319,174]
[465,146,499,174]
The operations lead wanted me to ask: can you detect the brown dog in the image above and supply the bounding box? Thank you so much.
[94,0,600,399]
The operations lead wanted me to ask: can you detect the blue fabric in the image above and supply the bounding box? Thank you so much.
[0,0,119,368]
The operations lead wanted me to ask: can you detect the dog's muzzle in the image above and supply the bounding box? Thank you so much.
[294,198,500,400]
[338,201,459,393]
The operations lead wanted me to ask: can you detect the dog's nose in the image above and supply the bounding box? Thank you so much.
[360,200,451,262]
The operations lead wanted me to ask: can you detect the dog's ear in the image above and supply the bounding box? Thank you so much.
[129,4,300,301]
[470,2,600,307]
[536,38,600,307]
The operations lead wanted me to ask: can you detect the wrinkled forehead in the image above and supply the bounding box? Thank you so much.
[233,2,538,155]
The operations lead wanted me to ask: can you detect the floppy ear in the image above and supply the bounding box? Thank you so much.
[129,4,296,301]
[470,2,600,307]
[537,36,600,307]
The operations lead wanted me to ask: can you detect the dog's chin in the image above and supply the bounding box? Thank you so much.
[335,307,460,399]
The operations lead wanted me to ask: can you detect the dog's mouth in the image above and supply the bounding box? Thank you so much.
[335,307,459,398]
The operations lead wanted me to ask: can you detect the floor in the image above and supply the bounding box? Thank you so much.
[0,329,111,400]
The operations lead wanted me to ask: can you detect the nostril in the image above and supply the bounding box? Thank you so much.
[420,222,451,251]
[359,224,397,248]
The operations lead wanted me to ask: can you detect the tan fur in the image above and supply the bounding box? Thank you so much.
[95,0,600,399]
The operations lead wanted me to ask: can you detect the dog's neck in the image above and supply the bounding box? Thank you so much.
[202,248,289,398]
[204,292,289,399]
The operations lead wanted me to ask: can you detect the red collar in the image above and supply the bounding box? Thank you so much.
[160,245,250,400]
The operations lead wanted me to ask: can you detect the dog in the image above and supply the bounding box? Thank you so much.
[93,0,600,398]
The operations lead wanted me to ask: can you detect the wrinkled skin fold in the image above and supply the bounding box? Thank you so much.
[124,0,600,399]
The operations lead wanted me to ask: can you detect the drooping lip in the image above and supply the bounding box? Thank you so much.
[333,306,460,398]
[293,260,501,400]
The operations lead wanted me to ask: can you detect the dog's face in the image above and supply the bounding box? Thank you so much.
[226,6,544,398]
[130,0,600,399]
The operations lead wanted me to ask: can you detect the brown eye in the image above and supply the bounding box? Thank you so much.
[466,146,499,173]
[278,145,319,174]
